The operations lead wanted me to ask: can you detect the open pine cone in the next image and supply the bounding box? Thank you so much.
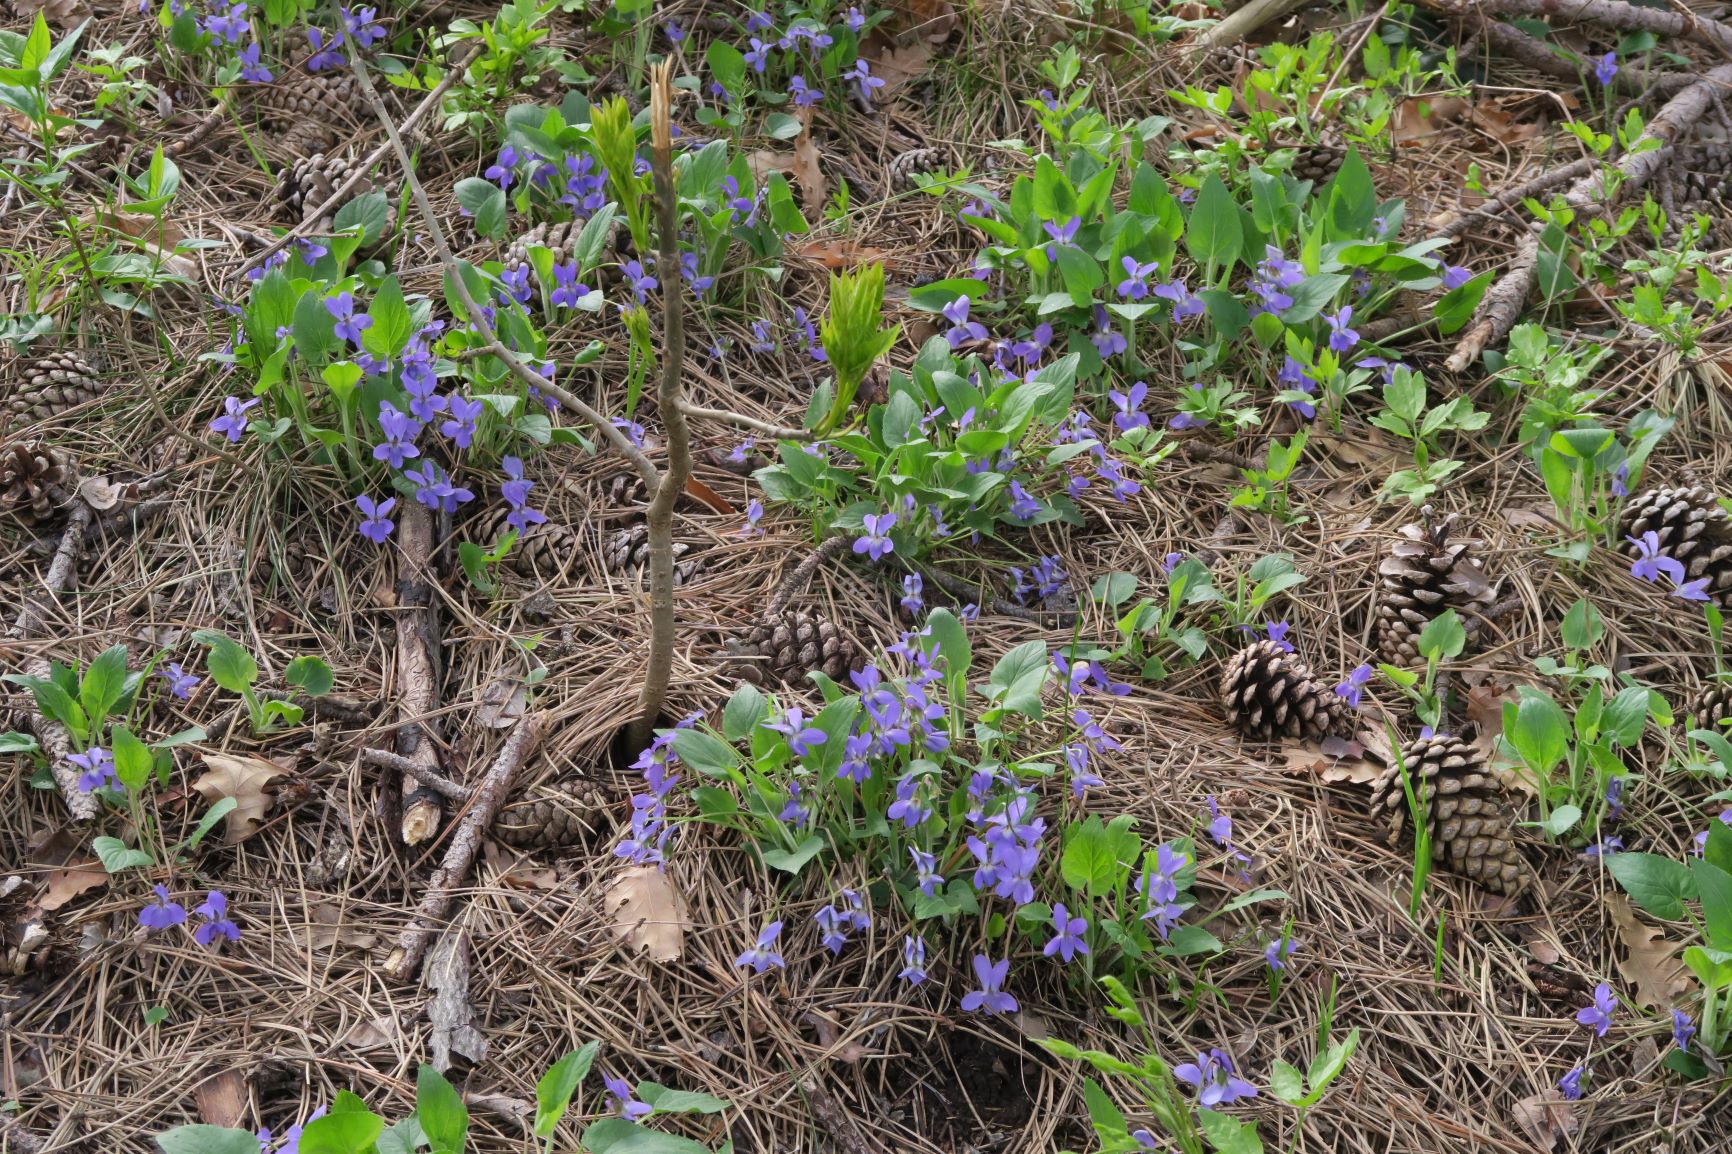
[471,506,578,577]
[495,777,616,851]
[1617,485,1732,607]
[603,523,702,586]
[0,440,75,524]
[1688,681,1732,735]
[5,351,105,423]
[1220,639,1346,742]
[725,608,862,687]
[1367,731,1525,894]
[1375,514,1496,665]
[272,152,375,231]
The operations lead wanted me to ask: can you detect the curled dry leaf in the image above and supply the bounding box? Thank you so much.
[797,238,891,270]
[1510,1094,1577,1152]
[76,476,126,511]
[859,38,933,97]
[476,676,527,729]
[11,0,89,27]
[605,865,691,963]
[297,902,378,951]
[1608,892,1692,1009]
[194,752,291,844]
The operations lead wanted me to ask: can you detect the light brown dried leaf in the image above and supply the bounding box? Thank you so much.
[1278,738,1382,784]
[476,676,527,729]
[797,238,891,269]
[193,752,291,844]
[298,902,378,951]
[40,855,105,912]
[11,0,89,27]
[1510,1094,1577,1151]
[747,109,826,216]
[1608,892,1692,1009]
[861,38,932,95]
[341,1015,399,1052]
[195,1070,247,1129]
[605,865,690,963]
[77,476,126,511]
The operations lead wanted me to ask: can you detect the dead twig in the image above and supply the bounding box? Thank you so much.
[676,399,813,442]
[383,713,543,982]
[1444,61,1732,371]
[1190,0,1313,53]
[393,501,446,846]
[360,746,471,801]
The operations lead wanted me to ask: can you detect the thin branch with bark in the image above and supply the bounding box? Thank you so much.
[392,501,446,845]
[630,59,694,753]
[384,713,543,982]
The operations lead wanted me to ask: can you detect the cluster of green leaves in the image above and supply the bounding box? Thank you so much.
[194,631,332,735]
[156,1049,731,1154]
[1608,821,1732,1074]
[1043,976,1359,1154]
[1367,368,1487,505]
[1096,554,1307,682]
[1500,671,1668,843]
[2,646,219,873]
[434,0,588,133]
[754,339,1081,562]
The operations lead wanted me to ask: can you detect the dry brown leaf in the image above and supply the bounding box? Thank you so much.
[298,902,378,951]
[1528,936,1562,965]
[77,476,127,511]
[890,0,957,40]
[477,676,527,729]
[1502,505,1557,533]
[605,866,690,963]
[797,238,891,269]
[195,1070,247,1129]
[683,475,736,516]
[12,0,89,27]
[40,855,105,912]
[193,752,291,844]
[342,1015,399,1052]
[747,109,827,216]
[485,842,560,891]
[1467,100,1545,145]
[1510,1094,1577,1151]
[1608,892,1692,1009]
[1278,737,1383,784]
[861,38,932,96]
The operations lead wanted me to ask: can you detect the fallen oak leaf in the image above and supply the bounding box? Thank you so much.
[796,238,891,269]
[193,752,291,844]
[1277,737,1382,784]
[605,865,690,963]
[1510,1094,1577,1152]
[747,108,826,215]
[1608,892,1691,1009]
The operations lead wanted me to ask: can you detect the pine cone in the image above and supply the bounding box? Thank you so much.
[250,74,358,132]
[1375,516,1496,665]
[0,440,75,524]
[1220,639,1345,742]
[1618,486,1732,607]
[1367,731,1525,894]
[275,118,338,160]
[5,351,105,422]
[602,523,701,586]
[502,219,583,276]
[1688,681,1732,735]
[888,146,943,189]
[495,777,616,850]
[1290,140,1346,184]
[726,608,862,686]
[273,152,359,228]
[602,472,648,514]
[472,506,578,577]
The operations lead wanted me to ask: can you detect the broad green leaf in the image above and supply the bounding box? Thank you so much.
[194,631,258,694]
[1607,851,1696,920]
[985,640,1050,720]
[640,1084,730,1115]
[1267,1060,1305,1104]
[1508,690,1568,777]
[1185,173,1241,278]
[414,1064,468,1154]
[296,1108,385,1154]
[155,1125,264,1154]
[581,1118,713,1154]
[760,834,827,874]
[721,684,768,742]
[92,835,154,872]
[670,728,740,778]
[284,656,335,697]
[110,725,152,791]
[80,644,131,723]
[1692,858,1732,951]
[536,1043,600,1139]
[1197,1107,1264,1154]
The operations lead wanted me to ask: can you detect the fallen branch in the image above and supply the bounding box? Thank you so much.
[393,501,446,846]
[235,44,481,280]
[1426,155,1598,241]
[676,399,813,442]
[1190,0,1313,53]
[1444,61,1732,372]
[1459,0,1732,61]
[916,561,1080,626]
[8,500,97,822]
[384,713,543,982]
[360,746,470,801]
